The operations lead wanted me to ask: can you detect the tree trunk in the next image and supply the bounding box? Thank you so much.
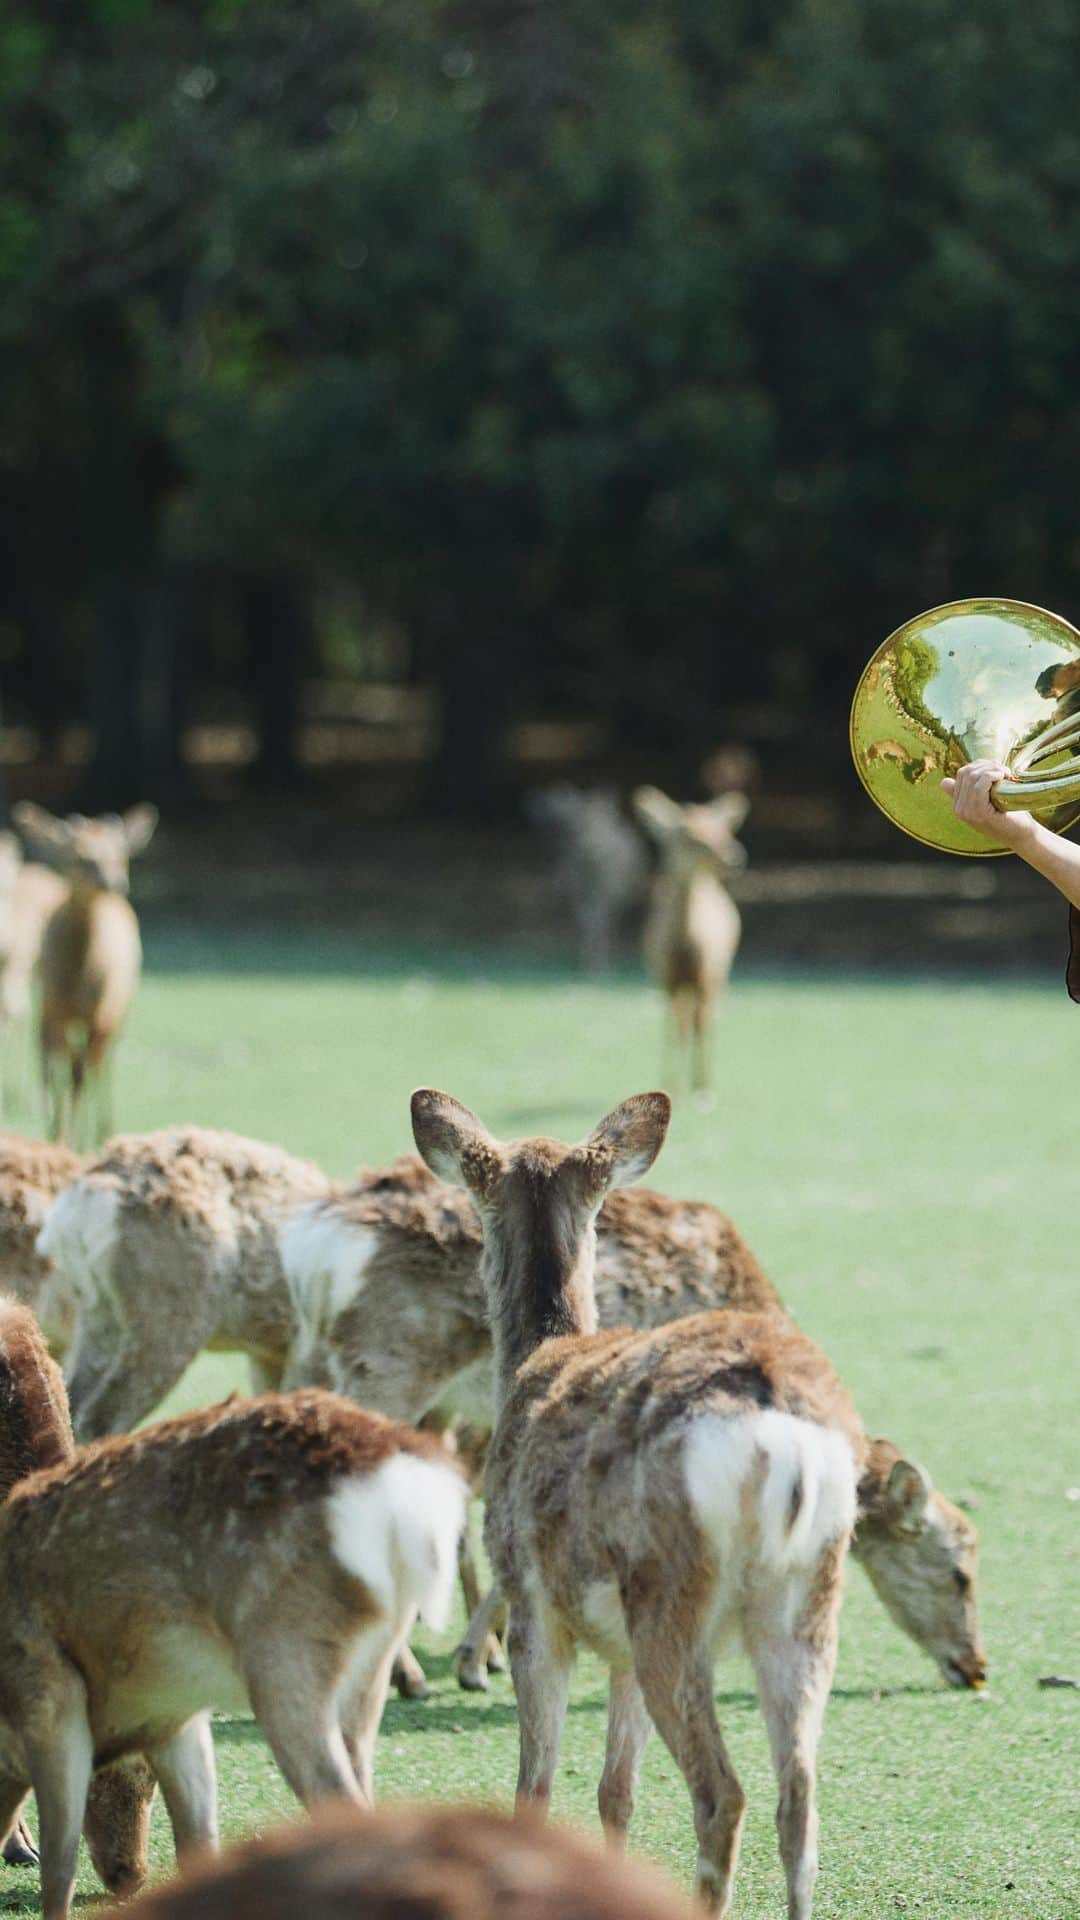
[242,575,310,790]
[85,583,145,810]
[424,620,514,817]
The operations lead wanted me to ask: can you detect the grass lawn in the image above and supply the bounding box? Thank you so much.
[3,926,1076,1916]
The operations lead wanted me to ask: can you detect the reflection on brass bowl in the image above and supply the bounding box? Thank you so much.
[850,597,1080,855]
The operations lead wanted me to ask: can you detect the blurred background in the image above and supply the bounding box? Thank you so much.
[3,0,1080,975]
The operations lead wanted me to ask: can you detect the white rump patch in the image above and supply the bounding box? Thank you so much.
[684,1409,856,1575]
[280,1208,378,1329]
[327,1455,467,1633]
[36,1184,121,1300]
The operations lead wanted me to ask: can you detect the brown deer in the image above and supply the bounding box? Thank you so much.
[632,786,747,1091]
[0,1299,158,1892]
[411,1088,863,1919]
[0,1326,467,1920]
[40,1126,330,1434]
[32,1135,985,1698]
[527,784,646,972]
[281,1155,986,1700]
[0,1134,85,1352]
[0,846,68,1117]
[105,1803,696,1920]
[12,802,158,1145]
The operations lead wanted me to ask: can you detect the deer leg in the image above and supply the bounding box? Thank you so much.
[1,1804,35,1866]
[390,1643,430,1700]
[456,1580,507,1692]
[507,1603,572,1813]
[631,1622,745,1916]
[691,992,713,1093]
[749,1577,842,1920]
[147,1715,219,1863]
[597,1666,652,1846]
[67,1041,91,1152]
[26,1675,95,1920]
[339,1619,404,1805]
[246,1643,362,1809]
[0,1782,33,1868]
[84,1033,113,1148]
[40,1023,67,1143]
[458,1511,483,1617]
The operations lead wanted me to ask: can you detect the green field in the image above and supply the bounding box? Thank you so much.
[4,929,1077,1916]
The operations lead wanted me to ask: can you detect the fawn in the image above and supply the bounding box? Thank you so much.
[104,1804,696,1920]
[411,1088,863,1919]
[12,803,158,1145]
[0,1308,466,1920]
[632,786,748,1090]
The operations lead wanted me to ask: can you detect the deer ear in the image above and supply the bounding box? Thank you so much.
[580,1092,671,1192]
[884,1458,933,1534]
[122,804,158,854]
[411,1090,504,1201]
[632,786,683,841]
[11,803,70,860]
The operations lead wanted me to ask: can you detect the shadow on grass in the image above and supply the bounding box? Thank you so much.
[210,1676,948,1766]
[0,1894,100,1916]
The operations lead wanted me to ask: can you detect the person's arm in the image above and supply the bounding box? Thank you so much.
[941,760,1080,910]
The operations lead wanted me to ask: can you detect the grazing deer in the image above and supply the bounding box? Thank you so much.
[106,1803,696,1920]
[411,1089,863,1918]
[527,784,646,972]
[0,847,69,1117]
[0,1337,467,1920]
[632,786,748,1091]
[0,1300,159,1893]
[281,1155,987,1699]
[12,802,158,1145]
[0,1134,85,1352]
[854,1438,985,1689]
[36,1136,985,1697]
[40,1126,330,1436]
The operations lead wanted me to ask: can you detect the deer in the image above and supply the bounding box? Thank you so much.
[410,1088,864,1920]
[0,1299,160,1892]
[632,786,748,1091]
[526,784,646,972]
[12,802,158,1145]
[31,1134,986,1699]
[0,1302,467,1920]
[105,1803,697,1920]
[0,1133,85,1352]
[0,842,69,1118]
[280,1154,986,1700]
[39,1125,331,1435]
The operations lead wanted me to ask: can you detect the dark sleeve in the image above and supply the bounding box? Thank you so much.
[1068,907,1080,1002]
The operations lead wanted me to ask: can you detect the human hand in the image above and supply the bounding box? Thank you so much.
[940,760,1037,849]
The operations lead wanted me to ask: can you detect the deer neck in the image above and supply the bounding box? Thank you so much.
[482,1208,599,1415]
[63,878,104,924]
